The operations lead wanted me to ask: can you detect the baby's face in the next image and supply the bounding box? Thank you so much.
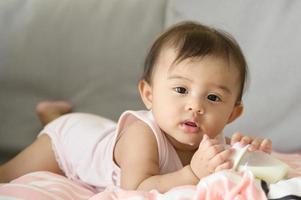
[148,48,242,151]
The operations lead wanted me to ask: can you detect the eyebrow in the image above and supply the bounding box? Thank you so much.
[167,75,193,82]
[167,75,232,94]
[214,84,232,94]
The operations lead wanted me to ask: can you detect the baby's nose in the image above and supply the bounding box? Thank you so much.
[186,101,205,114]
[188,107,204,114]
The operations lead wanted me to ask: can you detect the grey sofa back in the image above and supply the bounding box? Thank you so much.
[0,0,167,158]
[166,0,301,152]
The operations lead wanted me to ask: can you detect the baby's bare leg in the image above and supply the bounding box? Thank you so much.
[36,100,72,125]
[0,135,64,182]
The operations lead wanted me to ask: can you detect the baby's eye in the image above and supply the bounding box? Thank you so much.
[174,87,188,94]
[207,94,221,102]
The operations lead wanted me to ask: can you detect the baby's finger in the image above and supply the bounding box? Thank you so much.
[240,136,253,146]
[231,132,243,145]
[206,144,225,160]
[260,139,272,154]
[200,137,222,149]
[201,134,209,142]
[215,161,233,172]
[210,148,233,167]
[248,138,261,151]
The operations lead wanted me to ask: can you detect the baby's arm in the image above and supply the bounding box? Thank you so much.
[114,120,199,193]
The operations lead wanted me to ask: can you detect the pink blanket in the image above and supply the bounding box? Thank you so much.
[1,152,301,200]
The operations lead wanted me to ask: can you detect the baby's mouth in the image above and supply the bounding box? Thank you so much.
[184,121,197,127]
[181,121,200,133]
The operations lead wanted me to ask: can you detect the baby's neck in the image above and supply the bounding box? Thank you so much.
[163,133,197,165]
[175,149,195,166]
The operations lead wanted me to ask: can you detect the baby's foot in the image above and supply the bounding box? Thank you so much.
[36,101,72,125]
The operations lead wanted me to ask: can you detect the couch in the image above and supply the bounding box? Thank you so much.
[1,0,300,163]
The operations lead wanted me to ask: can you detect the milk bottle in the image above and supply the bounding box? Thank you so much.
[230,144,289,184]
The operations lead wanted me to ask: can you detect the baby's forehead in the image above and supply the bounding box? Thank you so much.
[156,47,237,72]
[152,50,239,88]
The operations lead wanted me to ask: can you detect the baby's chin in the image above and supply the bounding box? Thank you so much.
[165,133,200,151]
[178,141,200,151]
[176,136,202,149]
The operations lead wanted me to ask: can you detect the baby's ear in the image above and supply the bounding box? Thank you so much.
[227,103,243,124]
[138,80,153,110]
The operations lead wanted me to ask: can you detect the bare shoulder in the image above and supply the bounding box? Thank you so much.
[114,119,160,189]
[114,120,158,167]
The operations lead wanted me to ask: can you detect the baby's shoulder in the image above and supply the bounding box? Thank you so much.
[114,119,159,166]
[119,119,157,146]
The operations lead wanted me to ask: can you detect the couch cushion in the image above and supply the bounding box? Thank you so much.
[0,0,166,152]
[165,0,301,152]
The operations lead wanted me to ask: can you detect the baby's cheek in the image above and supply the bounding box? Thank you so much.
[206,117,227,135]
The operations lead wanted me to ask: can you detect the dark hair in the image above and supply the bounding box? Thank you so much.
[142,21,248,103]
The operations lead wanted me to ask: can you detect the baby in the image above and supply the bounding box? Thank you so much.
[0,21,271,193]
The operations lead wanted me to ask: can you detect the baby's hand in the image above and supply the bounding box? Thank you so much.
[231,132,272,153]
[190,135,233,179]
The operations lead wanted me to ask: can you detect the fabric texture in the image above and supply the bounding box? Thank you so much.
[1,152,301,200]
[0,0,166,154]
[41,110,219,191]
[39,113,118,192]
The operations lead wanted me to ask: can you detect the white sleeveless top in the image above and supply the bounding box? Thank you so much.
[41,110,225,192]
[111,110,225,188]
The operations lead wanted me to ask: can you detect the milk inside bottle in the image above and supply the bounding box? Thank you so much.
[230,144,289,184]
